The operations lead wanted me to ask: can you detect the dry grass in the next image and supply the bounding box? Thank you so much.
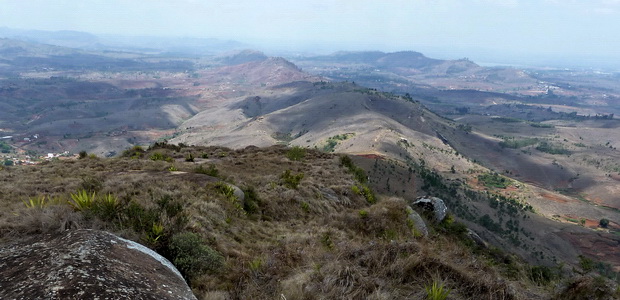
[0,144,573,299]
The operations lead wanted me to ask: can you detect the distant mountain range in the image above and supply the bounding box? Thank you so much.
[0,27,247,55]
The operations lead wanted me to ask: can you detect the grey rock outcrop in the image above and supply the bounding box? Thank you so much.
[0,229,197,300]
[413,197,448,222]
[406,206,428,237]
[229,183,245,203]
[466,228,487,248]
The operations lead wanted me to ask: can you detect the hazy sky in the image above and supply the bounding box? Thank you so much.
[2,0,620,66]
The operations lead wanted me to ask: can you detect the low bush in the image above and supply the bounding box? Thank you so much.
[168,232,224,281]
[150,152,173,162]
[286,146,306,161]
[536,141,570,155]
[121,145,145,158]
[281,170,304,189]
[194,164,219,177]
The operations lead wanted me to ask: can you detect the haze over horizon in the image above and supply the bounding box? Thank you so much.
[2,0,620,69]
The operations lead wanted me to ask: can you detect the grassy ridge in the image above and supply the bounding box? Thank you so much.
[0,144,616,299]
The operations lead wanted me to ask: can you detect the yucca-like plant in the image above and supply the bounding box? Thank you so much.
[23,195,48,209]
[69,190,96,211]
[93,193,120,221]
[99,193,118,207]
[425,281,450,300]
[147,223,165,243]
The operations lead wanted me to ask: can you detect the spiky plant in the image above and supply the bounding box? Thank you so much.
[69,190,96,211]
[23,195,47,209]
[425,281,450,300]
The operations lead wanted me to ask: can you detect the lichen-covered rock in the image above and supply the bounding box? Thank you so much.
[0,229,197,300]
[229,183,245,203]
[413,197,448,222]
[406,206,428,237]
[466,228,487,248]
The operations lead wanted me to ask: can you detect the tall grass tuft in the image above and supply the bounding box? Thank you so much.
[425,281,450,300]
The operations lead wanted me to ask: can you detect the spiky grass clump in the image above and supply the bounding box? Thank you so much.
[69,190,96,211]
[425,280,450,300]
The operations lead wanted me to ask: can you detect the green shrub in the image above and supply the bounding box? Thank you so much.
[242,186,260,214]
[340,155,354,169]
[323,139,338,152]
[194,164,219,177]
[361,185,375,204]
[185,153,194,162]
[150,152,173,162]
[156,195,183,218]
[121,145,145,158]
[530,122,554,128]
[439,214,468,236]
[78,151,87,159]
[579,255,594,273]
[529,265,555,285]
[499,137,539,149]
[300,201,310,213]
[286,146,306,161]
[281,170,304,189]
[92,193,120,221]
[168,232,224,281]
[478,172,510,189]
[320,231,334,250]
[124,201,160,234]
[536,141,570,155]
[492,117,522,123]
[214,182,236,200]
[340,155,368,183]
[80,176,103,193]
[599,218,609,228]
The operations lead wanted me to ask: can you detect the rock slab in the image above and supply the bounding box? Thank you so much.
[413,196,448,223]
[0,229,197,300]
[406,206,428,237]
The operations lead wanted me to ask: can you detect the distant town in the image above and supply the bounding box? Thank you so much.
[1,134,75,166]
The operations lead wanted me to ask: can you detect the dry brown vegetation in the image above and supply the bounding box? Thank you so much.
[2,144,618,299]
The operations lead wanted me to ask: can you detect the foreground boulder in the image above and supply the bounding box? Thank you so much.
[413,196,448,222]
[406,206,428,237]
[0,229,197,300]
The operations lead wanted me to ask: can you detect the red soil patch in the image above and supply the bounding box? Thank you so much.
[584,219,600,228]
[541,192,569,204]
[356,154,385,160]
[558,231,620,271]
